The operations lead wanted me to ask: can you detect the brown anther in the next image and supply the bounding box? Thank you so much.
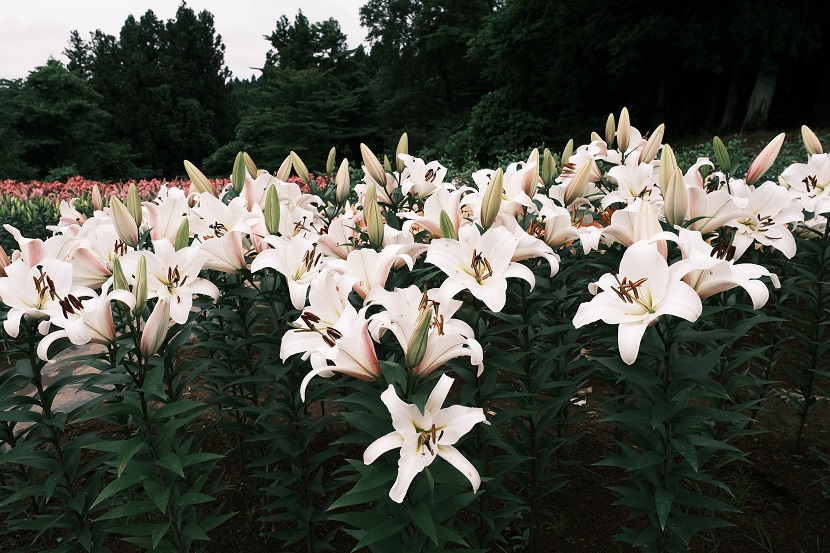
[424,168,436,183]
[327,328,343,340]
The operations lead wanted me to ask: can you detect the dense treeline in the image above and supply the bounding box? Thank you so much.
[1,0,828,181]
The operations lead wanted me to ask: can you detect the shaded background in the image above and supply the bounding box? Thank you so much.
[1,0,827,181]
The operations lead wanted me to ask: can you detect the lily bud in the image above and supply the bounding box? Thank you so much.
[562,139,574,166]
[564,160,592,206]
[232,151,247,195]
[335,158,351,205]
[396,132,409,173]
[140,299,170,358]
[640,123,665,163]
[126,182,142,227]
[605,113,616,146]
[91,184,103,212]
[276,155,292,181]
[523,148,540,199]
[658,144,678,197]
[383,154,392,173]
[541,148,556,186]
[361,143,387,188]
[112,256,129,292]
[802,125,823,156]
[663,167,688,227]
[109,197,139,248]
[439,209,457,240]
[745,133,785,185]
[290,151,310,184]
[365,198,384,249]
[326,147,336,175]
[184,160,216,197]
[617,107,631,151]
[590,131,602,143]
[243,152,258,177]
[405,300,433,370]
[174,218,190,250]
[134,255,148,316]
[712,136,731,174]
[480,168,504,229]
[265,185,281,235]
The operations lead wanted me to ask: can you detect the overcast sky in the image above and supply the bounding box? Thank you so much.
[0,0,367,81]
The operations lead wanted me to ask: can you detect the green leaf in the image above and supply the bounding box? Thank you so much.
[91,472,145,509]
[409,502,439,545]
[350,520,408,552]
[158,450,184,478]
[655,487,673,530]
[117,436,145,477]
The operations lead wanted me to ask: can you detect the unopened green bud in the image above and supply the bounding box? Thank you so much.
[360,143,387,187]
[243,152,258,178]
[126,182,142,227]
[640,123,665,164]
[265,185,281,235]
[617,107,631,151]
[439,209,457,240]
[541,148,556,186]
[91,184,103,211]
[405,300,433,370]
[174,218,190,250]
[481,168,504,229]
[396,132,409,173]
[109,196,139,247]
[184,160,216,197]
[383,154,392,173]
[335,158,351,205]
[290,151,310,184]
[605,113,616,146]
[562,139,574,166]
[663,167,688,227]
[134,255,148,316]
[326,147,337,175]
[366,198,384,249]
[112,256,128,292]
[658,144,677,197]
[712,136,731,174]
[276,155,292,181]
[232,151,247,195]
[802,125,823,156]
[563,160,593,206]
[523,148,540,199]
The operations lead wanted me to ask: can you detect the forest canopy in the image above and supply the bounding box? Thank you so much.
[1,0,827,180]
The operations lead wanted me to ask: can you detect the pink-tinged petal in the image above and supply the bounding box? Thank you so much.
[746,133,785,185]
[424,374,453,414]
[389,434,435,503]
[363,432,405,465]
[140,299,170,358]
[432,405,488,444]
[436,444,481,493]
[618,322,649,365]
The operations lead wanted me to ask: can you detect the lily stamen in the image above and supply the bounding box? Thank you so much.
[611,275,652,312]
[470,249,493,283]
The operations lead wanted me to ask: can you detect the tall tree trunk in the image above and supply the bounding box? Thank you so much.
[719,73,741,131]
[742,67,778,131]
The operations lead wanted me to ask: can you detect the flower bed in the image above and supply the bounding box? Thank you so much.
[0,117,828,552]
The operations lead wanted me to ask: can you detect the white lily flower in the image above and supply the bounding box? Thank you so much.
[727,181,802,259]
[573,240,702,365]
[426,225,535,312]
[364,374,488,503]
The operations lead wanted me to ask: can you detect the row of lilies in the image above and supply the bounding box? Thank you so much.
[0,111,828,552]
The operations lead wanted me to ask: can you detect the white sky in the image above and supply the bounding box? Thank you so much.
[0,0,367,81]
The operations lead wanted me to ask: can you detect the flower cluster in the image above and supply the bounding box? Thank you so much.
[0,116,823,507]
